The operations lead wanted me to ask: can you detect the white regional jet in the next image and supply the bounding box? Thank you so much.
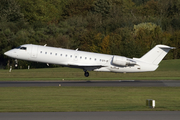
[4,44,174,77]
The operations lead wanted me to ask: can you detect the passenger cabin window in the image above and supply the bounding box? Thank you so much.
[20,47,27,50]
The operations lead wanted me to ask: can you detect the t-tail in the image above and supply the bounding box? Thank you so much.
[139,45,175,65]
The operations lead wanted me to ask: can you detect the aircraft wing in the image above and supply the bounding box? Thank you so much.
[67,63,103,71]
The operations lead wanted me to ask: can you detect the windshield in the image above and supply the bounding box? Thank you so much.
[20,47,27,50]
[15,46,27,50]
[15,46,21,49]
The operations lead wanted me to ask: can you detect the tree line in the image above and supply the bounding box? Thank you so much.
[0,0,180,68]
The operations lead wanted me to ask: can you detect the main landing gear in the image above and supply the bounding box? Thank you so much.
[84,71,89,77]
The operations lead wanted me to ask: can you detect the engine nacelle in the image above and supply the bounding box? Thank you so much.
[112,56,136,66]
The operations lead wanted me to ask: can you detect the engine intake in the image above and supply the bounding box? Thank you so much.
[112,56,136,66]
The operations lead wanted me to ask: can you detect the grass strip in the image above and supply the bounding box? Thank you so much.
[0,87,180,112]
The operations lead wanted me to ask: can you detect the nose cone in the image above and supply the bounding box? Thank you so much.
[4,51,11,57]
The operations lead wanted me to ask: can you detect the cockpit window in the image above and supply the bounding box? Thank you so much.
[20,47,27,50]
[15,46,21,49]
[15,46,27,50]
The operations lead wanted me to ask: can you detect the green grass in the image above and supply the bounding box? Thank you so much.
[0,87,180,112]
[0,59,180,81]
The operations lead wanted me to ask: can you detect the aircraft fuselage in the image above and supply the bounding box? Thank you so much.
[4,44,174,77]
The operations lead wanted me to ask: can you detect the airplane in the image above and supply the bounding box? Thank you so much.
[4,44,174,77]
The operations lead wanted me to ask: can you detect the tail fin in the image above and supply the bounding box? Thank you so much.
[140,45,175,65]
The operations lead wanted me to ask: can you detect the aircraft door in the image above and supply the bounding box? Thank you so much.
[31,45,38,58]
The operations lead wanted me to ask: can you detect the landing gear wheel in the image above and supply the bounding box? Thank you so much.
[15,59,18,68]
[84,71,89,77]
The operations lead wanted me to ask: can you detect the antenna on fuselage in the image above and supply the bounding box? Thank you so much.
[76,48,78,51]
[44,44,47,46]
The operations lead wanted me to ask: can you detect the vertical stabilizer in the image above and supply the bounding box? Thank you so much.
[140,45,175,65]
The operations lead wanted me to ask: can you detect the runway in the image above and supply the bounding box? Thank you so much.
[1,111,180,120]
[0,80,180,87]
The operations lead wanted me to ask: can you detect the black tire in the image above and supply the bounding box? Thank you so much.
[84,72,89,77]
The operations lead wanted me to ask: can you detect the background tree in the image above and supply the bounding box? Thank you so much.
[62,0,93,19]
[91,0,112,18]
[132,0,150,6]
[17,0,65,24]
[1,0,179,69]
[0,0,24,22]
[100,35,110,54]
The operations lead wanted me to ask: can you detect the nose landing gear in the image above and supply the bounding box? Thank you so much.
[15,59,18,68]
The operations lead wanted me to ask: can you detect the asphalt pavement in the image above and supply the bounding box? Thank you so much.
[1,80,180,87]
[1,111,180,120]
